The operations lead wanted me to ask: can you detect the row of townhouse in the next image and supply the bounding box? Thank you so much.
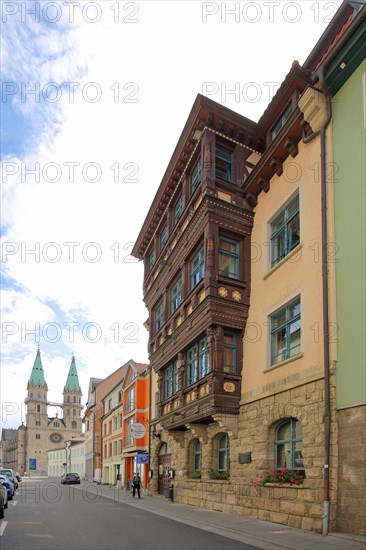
[131,0,365,537]
[83,360,150,489]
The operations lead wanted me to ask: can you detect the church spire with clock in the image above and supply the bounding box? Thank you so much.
[19,350,84,477]
[62,355,83,432]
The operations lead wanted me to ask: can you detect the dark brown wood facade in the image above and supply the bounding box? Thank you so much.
[132,67,313,432]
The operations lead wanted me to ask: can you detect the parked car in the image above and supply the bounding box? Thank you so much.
[0,469,18,490]
[0,475,14,501]
[61,472,80,484]
[0,480,8,519]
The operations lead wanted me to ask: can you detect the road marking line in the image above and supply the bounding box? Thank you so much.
[0,521,8,536]
[13,501,18,506]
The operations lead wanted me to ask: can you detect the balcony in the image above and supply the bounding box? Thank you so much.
[159,370,241,431]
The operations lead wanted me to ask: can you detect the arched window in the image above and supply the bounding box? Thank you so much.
[73,409,76,416]
[275,418,304,471]
[158,443,171,455]
[71,421,77,429]
[192,439,202,472]
[37,404,40,412]
[216,433,230,472]
[67,396,70,403]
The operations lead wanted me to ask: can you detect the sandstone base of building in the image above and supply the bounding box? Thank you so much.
[336,404,366,536]
[173,480,324,533]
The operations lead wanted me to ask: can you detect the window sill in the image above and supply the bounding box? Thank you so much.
[263,243,303,281]
[263,353,303,372]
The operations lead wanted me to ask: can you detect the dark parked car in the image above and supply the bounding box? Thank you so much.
[61,473,80,484]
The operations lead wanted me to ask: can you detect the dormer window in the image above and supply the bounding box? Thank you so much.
[191,159,201,194]
[173,195,183,226]
[271,103,292,140]
[215,144,233,182]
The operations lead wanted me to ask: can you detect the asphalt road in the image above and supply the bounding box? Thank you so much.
[1,478,260,550]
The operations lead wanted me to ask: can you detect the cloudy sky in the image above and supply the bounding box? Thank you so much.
[1,0,342,429]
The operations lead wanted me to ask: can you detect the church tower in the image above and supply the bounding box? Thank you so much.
[25,348,49,473]
[62,356,83,433]
[25,348,48,430]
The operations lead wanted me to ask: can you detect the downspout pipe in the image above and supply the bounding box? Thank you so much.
[301,75,332,535]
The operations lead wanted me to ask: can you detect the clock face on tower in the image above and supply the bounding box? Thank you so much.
[50,432,63,444]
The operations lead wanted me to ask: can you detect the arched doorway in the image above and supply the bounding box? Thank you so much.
[157,442,171,495]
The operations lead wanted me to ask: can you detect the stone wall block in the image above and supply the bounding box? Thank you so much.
[288,515,303,529]
[269,511,288,525]
[280,501,307,517]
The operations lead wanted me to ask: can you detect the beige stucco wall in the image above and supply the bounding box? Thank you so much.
[243,136,324,400]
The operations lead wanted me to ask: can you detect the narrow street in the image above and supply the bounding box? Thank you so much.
[1,478,257,550]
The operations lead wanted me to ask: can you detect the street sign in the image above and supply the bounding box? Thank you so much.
[136,453,149,464]
[129,422,146,439]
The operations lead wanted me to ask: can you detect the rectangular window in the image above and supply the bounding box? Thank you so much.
[191,159,201,194]
[171,277,182,313]
[271,103,292,140]
[271,298,301,365]
[223,332,237,373]
[198,337,209,378]
[126,417,134,446]
[187,346,197,386]
[215,144,232,182]
[149,250,155,272]
[271,195,300,267]
[155,302,163,333]
[219,236,240,279]
[160,225,167,251]
[125,386,135,413]
[187,336,210,385]
[191,246,204,289]
[173,195,183,226]
[164,360,179,399]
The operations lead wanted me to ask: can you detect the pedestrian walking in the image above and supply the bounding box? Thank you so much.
[132,472,141,498]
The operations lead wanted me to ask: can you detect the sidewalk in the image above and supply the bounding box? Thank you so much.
[80,482,366,550]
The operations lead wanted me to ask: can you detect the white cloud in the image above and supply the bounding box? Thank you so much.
[1,0,342,428]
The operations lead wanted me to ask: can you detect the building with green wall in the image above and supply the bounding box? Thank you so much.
[326,8,365,535]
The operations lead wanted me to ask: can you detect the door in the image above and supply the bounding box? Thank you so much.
[157,443,171,495]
